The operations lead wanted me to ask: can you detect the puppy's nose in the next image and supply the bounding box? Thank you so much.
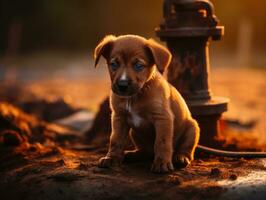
[117,80,131,92]
[117,80,130,87]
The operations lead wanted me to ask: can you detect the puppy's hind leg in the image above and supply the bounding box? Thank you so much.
[174,119,200,168]
[124,128,154,163]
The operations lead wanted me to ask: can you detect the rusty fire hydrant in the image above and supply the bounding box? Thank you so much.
[156,0,229,147]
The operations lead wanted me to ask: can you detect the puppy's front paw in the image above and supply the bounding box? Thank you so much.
[98,156,121,168]
[174,154,191,168]
[151,157,174,173]
[98,156,112,168]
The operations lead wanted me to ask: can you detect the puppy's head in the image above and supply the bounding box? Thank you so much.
[94,35,172,97]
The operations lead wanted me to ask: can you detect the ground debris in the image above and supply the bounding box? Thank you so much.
[0,102,79,147]
[210,167,222,178]
[1,130,24,146]
[229,174,238,180]
[0,83,80,122]
[0,76,266,200]
[47,169,86,182]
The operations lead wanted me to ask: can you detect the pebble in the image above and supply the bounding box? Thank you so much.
[1,130,24,146]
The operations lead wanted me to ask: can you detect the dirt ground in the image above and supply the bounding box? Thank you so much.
[0,65,266,200]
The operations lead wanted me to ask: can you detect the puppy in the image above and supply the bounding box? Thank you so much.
[94,35,199,173]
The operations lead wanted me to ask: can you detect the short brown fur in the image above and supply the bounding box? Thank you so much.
[94,35,200,173]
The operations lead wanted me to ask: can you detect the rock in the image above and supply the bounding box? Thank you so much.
[210,168,222,177]
[167,175,182,186]
[229,174,238,180]
[1,130,24,146]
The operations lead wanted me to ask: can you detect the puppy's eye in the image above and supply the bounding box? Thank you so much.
[134,62,144,72]
[110,61,119,71]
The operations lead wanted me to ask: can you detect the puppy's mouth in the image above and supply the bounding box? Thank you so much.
[112,84,140,97]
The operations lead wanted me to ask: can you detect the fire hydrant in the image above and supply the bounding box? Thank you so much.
[156,0,229,147]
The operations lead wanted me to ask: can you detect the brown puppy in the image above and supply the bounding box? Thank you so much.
[94,35,200,173]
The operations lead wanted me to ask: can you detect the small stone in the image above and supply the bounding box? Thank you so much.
[168,175,181,185]
[29,145,37,151]
[1,130,24,146]
[210,168,222,177]
[229,174,238,181]
[197,159,204,163]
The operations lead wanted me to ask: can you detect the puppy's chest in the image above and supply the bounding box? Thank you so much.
[124,100,148,128]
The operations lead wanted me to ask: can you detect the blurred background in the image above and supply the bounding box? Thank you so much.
[0,0,265,124]
[1,0,266,65]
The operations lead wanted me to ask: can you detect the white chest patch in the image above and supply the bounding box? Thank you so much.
[126,99,143,127]
[130,112,143,127]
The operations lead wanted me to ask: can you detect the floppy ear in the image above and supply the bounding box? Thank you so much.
[94,35,116,67]
[146,39,172,74]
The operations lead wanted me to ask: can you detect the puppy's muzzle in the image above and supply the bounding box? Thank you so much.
[116,80,131,92]
[112,79,139,96]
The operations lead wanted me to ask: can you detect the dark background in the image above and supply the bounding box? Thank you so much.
[1,0,266,55]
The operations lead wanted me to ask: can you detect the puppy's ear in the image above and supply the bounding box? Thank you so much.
[94,35,116,67]
[146,39,172,73]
